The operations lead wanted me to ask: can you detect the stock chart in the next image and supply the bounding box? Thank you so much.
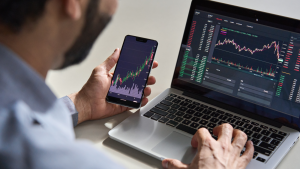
[108,36,157,103]
[177,9,300,119]
[212,27,283,77]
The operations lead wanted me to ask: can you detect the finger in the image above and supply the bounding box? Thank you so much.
[140,97,148,107]
[232,129,248,155]
[147,76,156,85]
[191,128,215,152]
[162,159,188,169]
[213,123,233,145]
[152,61,158,69]
[102,48,120,72]
[143,87,151,97]
[239,141,254,168]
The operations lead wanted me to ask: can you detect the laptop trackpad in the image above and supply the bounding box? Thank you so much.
[152,132,197,164]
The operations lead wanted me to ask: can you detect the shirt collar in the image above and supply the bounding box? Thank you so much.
[0,44,57,112]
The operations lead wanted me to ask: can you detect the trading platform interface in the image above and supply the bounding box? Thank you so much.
[178,10,300,119]
[108,36,157,104]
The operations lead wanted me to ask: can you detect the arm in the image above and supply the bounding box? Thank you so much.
[0,101,124,169]
[60,96,79,127]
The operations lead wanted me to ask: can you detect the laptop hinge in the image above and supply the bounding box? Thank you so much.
[183,91,282,128]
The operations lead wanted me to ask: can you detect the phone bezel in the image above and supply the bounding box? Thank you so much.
[106,35,158,109]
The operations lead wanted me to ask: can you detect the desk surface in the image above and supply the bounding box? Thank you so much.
[46,0,300,168]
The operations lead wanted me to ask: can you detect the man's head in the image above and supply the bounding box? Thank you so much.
[0,0,118,75]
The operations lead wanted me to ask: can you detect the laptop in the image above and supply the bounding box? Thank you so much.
[109,0,300,168]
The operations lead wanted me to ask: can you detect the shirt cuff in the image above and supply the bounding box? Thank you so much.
[60,96,79,127]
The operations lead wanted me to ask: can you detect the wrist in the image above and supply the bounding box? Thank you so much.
[68,91,91,124]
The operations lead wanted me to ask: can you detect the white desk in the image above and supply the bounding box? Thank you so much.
[46,0,300,168]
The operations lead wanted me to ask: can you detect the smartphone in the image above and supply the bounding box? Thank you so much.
[106,35,158,109]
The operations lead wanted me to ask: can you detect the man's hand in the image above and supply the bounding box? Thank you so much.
[69,48,158,124]
[162,124,254,169]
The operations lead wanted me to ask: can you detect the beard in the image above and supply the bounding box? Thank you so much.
[59,0,111,69]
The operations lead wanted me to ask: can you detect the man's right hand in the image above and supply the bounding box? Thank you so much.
[162,124,254,169]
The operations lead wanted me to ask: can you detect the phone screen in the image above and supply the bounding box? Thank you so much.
[106,35,158,108]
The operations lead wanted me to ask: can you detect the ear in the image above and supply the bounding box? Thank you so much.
[64,0,82,20]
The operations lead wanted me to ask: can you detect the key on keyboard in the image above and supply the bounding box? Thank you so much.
[194,112,203,117]
[192,102,201,106]
[165,96,174,101]
[169,94,177,97]
[259,142,276,151]
[172,99,181,104]
[186,109,195,114]
[175,111,184,116]
[191,117,200,122]
[156,104,169,111]
[187,104,196,109]
[161,100,172,106]
[195,107,204,112]
[178,107,188,112]
[254,146,271,156]
[190,123,199,128]
[166,114,176,119]
[176,124,197,135]
[270,139,280,146]
[143,111,154,118]
[158,117,169,123]
[182,120,192,125]
[151,114,161,121]
[167,109,177,114]
[166,120,179,127]
[171,104,180,109]
[174,117,184,122]
[183,114,192,119]
[270,133,284,141]
[179,101,189,106]
[151,108,168,116]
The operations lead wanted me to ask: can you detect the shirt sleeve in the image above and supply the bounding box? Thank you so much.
[59,96,78,127]
[0,101,125,169]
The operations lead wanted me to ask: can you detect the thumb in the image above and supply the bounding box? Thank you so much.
[162,159,189,169]
[102,48,120,72]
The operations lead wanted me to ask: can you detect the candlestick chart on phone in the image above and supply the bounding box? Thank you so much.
[108,40,156,102]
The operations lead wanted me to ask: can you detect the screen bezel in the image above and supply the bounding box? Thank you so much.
[171,0,300,131]
[106,35,158,109]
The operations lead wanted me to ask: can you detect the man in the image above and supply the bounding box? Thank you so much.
[0,0,254,169]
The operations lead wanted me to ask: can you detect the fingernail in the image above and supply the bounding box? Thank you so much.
[250,141,253,145]
[114,48,119,53]
[162,161,169,168]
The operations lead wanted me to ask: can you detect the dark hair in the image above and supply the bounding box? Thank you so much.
[0,0,48,32]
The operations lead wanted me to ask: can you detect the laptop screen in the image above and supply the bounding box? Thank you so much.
[173,1,300,130]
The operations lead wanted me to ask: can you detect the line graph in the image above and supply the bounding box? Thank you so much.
[215,38,281,60]
[210,26,284,77]
[214,27,283,65]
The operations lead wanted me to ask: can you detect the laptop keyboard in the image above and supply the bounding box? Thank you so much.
[143,93,288,163]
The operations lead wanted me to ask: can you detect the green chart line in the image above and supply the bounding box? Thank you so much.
[113,48,154,86]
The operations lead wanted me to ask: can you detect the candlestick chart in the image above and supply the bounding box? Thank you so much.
[108,39,156,102]
[212,27,284,77]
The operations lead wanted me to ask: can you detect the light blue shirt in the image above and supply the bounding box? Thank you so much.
[0,44,124,169]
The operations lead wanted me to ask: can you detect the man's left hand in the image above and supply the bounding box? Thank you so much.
[69,48,158,124]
